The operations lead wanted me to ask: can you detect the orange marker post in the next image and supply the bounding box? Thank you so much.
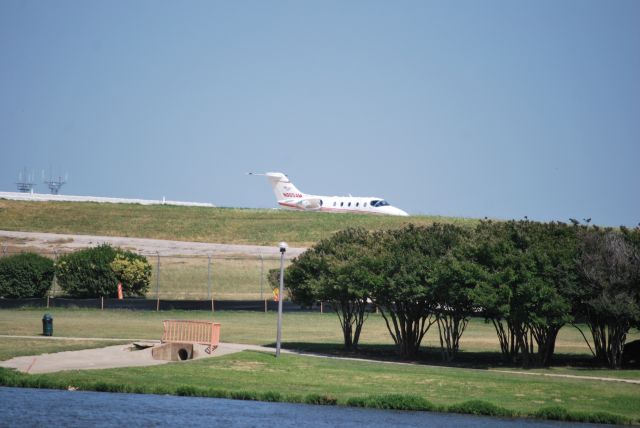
[117,282,123,300]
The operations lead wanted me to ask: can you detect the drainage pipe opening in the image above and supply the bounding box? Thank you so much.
[178,348,189,361]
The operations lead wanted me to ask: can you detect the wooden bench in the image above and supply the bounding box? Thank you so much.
[162,320,221,354]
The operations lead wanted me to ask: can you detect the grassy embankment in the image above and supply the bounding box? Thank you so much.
[0,199,477,247]
[0,309,639,424]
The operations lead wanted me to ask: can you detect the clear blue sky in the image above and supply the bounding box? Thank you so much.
[1,1,638,227]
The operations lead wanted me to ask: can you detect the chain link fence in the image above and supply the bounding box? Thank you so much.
[0,244,292,301]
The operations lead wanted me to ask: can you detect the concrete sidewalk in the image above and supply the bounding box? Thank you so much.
[0,341,283,374]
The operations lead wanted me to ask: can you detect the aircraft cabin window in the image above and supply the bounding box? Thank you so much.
[348,202,351,207]
[371,200,389,207]
[333,202,336,207]
[364,202,367,207]
[319,200,323,207]
[356,202,359,207]
[340,202,344,207]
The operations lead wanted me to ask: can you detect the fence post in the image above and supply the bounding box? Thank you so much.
[260,255,264,300]
[208,255,215,313]
[155,252,160,312]
[207,255,212,300]
[51,250,59,298]
[1,242,6,257]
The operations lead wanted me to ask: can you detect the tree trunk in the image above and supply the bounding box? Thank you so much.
[334,299,369,352]
[491,318,520,363]
[530,323,562,367]
[378,302,434,359]
[437,312,469,362]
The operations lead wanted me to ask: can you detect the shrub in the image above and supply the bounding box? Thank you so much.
[534,406,630,425]
[110,252,152,296]
[534,406,569,421]
[304,393,338,406]
[205,389,230,399]
[447,400,513,417]
[94,382,117,392]
[260,391,283,402]
[346,396,368,408]
[584,412,631,425]
[346,394,434,411]
[176,385,199,396]
[55,244,150,298]
[229,390,259,401]
[0,253,54,298]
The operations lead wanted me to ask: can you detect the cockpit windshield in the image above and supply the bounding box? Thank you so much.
[370,200,390,207]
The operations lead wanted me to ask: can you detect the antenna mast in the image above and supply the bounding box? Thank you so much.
[16,168,36,193]
[43,169,67,195]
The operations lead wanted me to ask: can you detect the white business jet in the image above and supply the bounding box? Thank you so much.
[249,172,409,216]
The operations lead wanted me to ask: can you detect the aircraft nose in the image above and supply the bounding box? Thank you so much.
[388,207,409,216]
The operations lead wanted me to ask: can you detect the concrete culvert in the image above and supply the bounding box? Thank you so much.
[152,343,194,361]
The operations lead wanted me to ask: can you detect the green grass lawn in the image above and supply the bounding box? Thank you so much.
[1,308,639,423]
[1,308,638,378]
[1,350,638,423]
[0,200,477,247]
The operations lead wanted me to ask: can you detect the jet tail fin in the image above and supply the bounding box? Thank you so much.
[248,172,304,202]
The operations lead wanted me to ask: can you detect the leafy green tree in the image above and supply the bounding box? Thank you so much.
[0,253,55,298]
[522,221,578,366]
[370,224,461,358]
[431,241,481,361]
[468,220,523,363]
[469,220,577,366]
[575,227,640,368]
[283,228,375,351]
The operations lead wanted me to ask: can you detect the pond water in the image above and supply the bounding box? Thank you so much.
[0,387,607,427]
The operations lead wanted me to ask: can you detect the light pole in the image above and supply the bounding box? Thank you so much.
[276,241,287,357]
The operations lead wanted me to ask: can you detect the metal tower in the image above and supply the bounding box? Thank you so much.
[16,168,36,193]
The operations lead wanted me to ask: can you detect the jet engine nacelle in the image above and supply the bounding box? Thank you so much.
[297,198,322,211]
